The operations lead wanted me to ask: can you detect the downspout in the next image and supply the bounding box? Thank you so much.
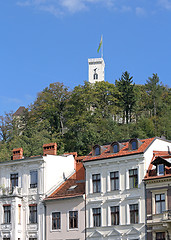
[144,181,147,240]
[84,166,86,240]
[43,201,47,240]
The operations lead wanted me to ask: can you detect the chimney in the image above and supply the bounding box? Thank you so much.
[12,148,23,160]
[75,157,85,181]
[43,143,57,156]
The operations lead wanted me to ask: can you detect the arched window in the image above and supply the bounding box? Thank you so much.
[131,141,137,150]
[95,146,100,156]
[113,144,119,153]
[94,73,98,80]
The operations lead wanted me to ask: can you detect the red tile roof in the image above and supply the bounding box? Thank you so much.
[45,164,85,201]
[83,137,156,162]
[13,106,25,116]
[144,151,171,180]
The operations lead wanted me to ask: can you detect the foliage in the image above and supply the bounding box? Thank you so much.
[115,71,136,124]
[0,74,170,161]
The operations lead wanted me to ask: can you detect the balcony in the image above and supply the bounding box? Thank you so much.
[0,223,12,231]
[0,186,22,197]
[162,210,171,222]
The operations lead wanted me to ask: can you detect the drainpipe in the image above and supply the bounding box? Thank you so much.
[85,166,87,240]
[144,181,147,240]
[43,201,46,240]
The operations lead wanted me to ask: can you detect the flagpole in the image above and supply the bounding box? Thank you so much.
[101,35,103,59]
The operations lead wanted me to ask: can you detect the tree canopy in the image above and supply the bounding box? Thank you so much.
[0,72,170,161]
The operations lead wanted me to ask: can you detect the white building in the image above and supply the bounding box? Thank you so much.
[45,155,85,240]
[0,143,75,240]
[83,137,171,240]
[88,58,105,83]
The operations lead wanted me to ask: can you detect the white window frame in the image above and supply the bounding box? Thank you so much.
[126,166,139,190]
[29,170,38,189]
[127,201,139,225]
[90,173,102,194]
[67,209,79,231]
[107,170,120,192]
[10,172,20,188]
[108,204,120,226]
[50,211,61,232]
[151,189,168,215]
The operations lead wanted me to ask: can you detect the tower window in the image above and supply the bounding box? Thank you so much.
[94,73,98,80]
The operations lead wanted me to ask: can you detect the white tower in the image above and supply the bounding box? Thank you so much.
[88,58,105,83]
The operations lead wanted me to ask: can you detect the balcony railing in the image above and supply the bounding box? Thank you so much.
[163,210,171,221]
[0,186,22,196]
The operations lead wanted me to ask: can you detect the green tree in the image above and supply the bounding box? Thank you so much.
[30,82,70,137]
[115,71,136,124]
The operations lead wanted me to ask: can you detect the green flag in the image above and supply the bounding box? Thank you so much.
[97,36,102,53]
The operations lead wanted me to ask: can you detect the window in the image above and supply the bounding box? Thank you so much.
[52,212,61,230]
[132,141,137,150]
[94,73,98,80]
[156,232,165,240]
[92,174,101,193]
[29,205,37,224]
[94,146,100,156]
[129,169,138,188]
[30,170,38,188]
[10,173,18,188]
[113,144,119,153]
[111,206,119,225]
[157,164,165,176]
[4,205,11,223]
[110,171,119,190]
[155,194,165,214]
[93,208,101,227]
[18,205,21,224]
[130,204,138,224]
[69,211,78,229]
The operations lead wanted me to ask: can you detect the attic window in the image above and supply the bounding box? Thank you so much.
[95,147,100,156]
[132,141,137,150]
[113,144,119,153]
[157,164,165,176]
[68,185,77,190]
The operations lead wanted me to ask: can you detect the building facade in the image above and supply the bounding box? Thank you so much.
[45,155,85,240]
[83,137,171,240]
[144,151,171,240]
[0,143,75,240]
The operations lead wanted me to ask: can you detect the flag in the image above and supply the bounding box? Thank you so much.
[97,36,102,53]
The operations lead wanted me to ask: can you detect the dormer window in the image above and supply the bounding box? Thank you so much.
[92,145,101,156]
[113,144,119,153]
[110,142,124,153]
[95,146,100,156]
[128,138,142,151]
[157,164,165,176]
[132,141,137,150]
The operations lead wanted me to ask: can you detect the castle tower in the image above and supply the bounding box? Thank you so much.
[88,58,105,83]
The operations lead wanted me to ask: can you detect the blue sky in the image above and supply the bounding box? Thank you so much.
[0,0,171,116]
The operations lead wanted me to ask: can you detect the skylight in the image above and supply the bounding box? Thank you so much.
[68,185,77,190]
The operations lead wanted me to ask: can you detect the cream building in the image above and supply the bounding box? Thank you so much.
[45,155,85,240]
[0,143,75,240]
[83,137,171,240]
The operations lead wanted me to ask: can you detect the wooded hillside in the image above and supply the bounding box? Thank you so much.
[0,72,170,161]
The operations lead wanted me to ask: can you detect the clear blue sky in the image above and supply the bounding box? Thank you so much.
[0,0,171,116]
